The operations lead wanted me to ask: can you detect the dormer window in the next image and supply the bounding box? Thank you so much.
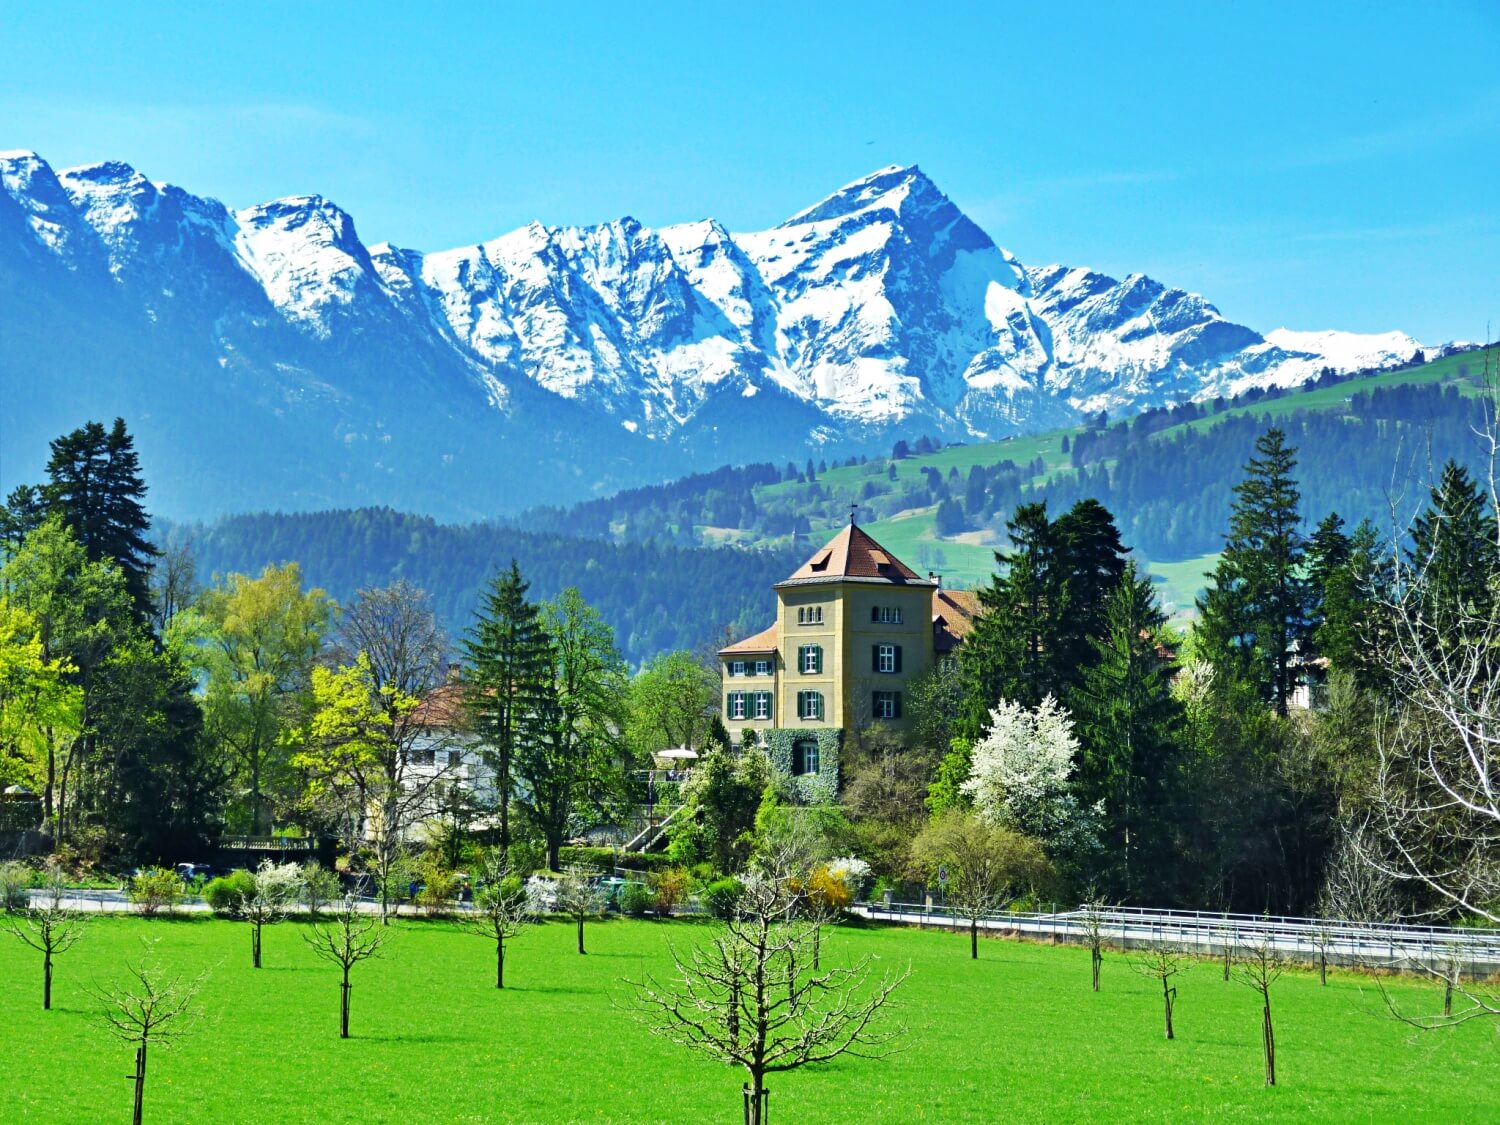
[809,550,832,573]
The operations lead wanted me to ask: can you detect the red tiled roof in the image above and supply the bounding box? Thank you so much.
[933,587,982,654]
[410,683,470,729]
[718,624,778,656]
[778,523,932,586]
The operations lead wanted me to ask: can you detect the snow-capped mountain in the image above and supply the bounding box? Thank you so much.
[0,152,1424,518]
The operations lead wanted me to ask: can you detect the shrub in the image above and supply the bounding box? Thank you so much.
[129,866,184,917]
[299,863,341,917]
[651,867,692,917]
[619,882,654,917]
[557,846,679,874]
[703,877,743,921]
[416,867,459,915]
[0,861,30,911]
[507,841,545,879]
[203,869,256,916]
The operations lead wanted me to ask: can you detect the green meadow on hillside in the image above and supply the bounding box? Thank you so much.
[2,915,1493,1123]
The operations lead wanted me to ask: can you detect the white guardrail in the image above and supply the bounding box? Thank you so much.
[854,901,1500,973]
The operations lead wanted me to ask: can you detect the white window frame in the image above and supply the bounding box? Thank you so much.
[877,643,897,674]
[728,692,747,720]
[801,645,820,675]
[879,606,903,624]
[731,660,745,676]
[754,659,771,676]
[797,690,823,721]
[793,738,820,775]
[753,691,771,720]
[874,690,898,720]
[797,605,824,625]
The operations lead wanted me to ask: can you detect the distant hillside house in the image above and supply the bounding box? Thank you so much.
[719,521,978,797]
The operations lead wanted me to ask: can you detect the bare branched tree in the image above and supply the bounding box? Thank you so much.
[554,866,605,955]
[629,872,907,1125]
[95,956,207,1125]
[1078,896,1113,992]
[1132,942,1185,1039]
[238,860,300,969]
[302,896,387,1038]
[2,865,86,1009]
[458,852,531,988]
[1232,925,1289,1087]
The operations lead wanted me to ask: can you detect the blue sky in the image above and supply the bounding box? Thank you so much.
[2,1,1495,342]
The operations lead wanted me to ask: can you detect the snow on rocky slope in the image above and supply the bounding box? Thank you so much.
[0,151,1426,516]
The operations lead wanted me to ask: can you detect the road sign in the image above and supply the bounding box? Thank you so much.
[938,865,949,886]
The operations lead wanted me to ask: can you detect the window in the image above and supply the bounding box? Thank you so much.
[792,738,820,775]
[873,690,902,720]
[754,659,771,676]
[727,692,747,720]
[447,750,463,767]
[799,644,822,675]
[870,605,903,624]
[753,691,772,720]
[874,643,901,674]
[410,747,436,765]
[796,605,824,625]
[796,690,823,721]
[730,660,745,676]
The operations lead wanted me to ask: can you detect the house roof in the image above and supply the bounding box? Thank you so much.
[718,624,778,656]
[776,523,935,588]
[933,587,982,654]
[409,683,469,729]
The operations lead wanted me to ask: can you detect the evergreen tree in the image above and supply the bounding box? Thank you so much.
[1315,519,1392,692]
[44,418,159,616]
[463,561,553,849]
[1052,498,1129,677]
[958,503,1060,735]
[1196,429,1311,715]
[1406,460,1497,637]
[1071,562,1181,901]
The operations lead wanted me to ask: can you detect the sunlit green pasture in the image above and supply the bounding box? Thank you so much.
[2,914,1494,1123]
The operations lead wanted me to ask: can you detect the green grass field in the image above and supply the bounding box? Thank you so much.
[3,915,1494,1123]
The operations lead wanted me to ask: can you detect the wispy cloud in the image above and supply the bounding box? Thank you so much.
[1270,89,1500,170]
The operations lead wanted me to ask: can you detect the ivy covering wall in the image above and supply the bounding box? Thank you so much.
[763,727,842,803]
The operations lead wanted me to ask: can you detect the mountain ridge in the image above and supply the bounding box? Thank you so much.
[0,152,1425,519]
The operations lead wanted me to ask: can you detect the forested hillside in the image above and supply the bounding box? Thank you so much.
[514,346,1496,587]
[162,509,802,666]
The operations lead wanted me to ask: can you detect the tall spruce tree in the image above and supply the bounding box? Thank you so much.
[463,561,552,849]
[1196,429,1311,715]
[1406,460,1497,638]
[1071,562,1180,902]
[44,419,159,617]
[1053,498,1129,676]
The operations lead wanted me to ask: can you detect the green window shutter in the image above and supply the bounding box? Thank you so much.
[725,692,732,718]
[813,645,822,674]
[871,644,880,672]
[894,692,903,719]
[870,605,879,623]
[894,645,903,673]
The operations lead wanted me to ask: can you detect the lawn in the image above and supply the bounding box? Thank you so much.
[3,914,1494,1123]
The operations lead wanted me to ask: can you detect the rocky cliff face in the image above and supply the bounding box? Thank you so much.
[0,152,1423,518]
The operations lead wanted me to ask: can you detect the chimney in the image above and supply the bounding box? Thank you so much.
[928,571,942,589]
[447,662,461,683]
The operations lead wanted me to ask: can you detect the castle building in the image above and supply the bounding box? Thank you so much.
[718,521,978,792]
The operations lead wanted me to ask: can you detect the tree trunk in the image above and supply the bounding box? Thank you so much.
[1318,949,1326,986]
[496,938,505,989]
[813,925,822,971]
[1092,948,1101,992]
[743,1076,768,1125]
[1261,999,1275,1086]
[1223,942,1231,981]
[252,921,262,969]
[132,1043,147,1125]
[577,915,586,955]
[43,949,53,1010]
[970,917,978,960]
[1444,977,1454,1017]
[547,837,561,874]
[1162,980,1175,1040]
[340,972,351,1039]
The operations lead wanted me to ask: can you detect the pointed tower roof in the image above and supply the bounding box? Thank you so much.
[776,523,935,588]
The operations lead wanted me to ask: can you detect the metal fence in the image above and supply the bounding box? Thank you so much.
[856,900,1500,975]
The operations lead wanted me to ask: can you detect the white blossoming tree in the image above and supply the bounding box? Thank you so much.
[962,695,1101,865]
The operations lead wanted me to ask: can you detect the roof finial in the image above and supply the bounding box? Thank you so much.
[849,502,859,526]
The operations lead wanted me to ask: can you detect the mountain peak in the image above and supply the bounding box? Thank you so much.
[779,163,941,228]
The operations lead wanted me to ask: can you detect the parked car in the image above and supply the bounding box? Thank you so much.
[175,862,216,883]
